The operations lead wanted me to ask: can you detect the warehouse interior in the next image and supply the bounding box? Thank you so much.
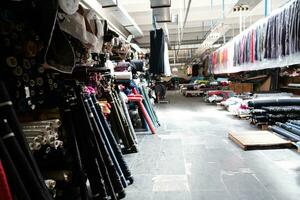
[0,0,300,200]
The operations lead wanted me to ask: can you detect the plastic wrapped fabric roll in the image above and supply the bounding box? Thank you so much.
[114,72,132,80]
[248,98,300,109]
[72,102,110,199]
[91,94,133,184]
[276,122,300,137]
[80,95,121,199]
[252,93,293,98]
[0,81,53,200]
[251,109,267,115]
[270,125,300,142]
[87,96,128,188]
[111,91,137,152]
[61,106,89,200]
[261,106,300,113]
[130,60,144,72]
[118,92,137,144]
[289,120,300,125]
[286,122,300,130]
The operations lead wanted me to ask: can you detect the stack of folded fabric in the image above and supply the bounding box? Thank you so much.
[248,98,300,125]
[204,90,234,103]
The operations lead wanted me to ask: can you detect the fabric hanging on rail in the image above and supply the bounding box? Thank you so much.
[149,29,165,75]
[211,0,300,74]
[164,42,171,76]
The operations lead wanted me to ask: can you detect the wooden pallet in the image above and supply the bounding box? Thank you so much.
[184,90,204,97]
[238,114,251,120]
[255,123,269,130]
[228,131,293,150]
[158,100,169,104]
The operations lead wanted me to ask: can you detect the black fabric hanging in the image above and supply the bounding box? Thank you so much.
[192,64,200,77]
[149,29,165,75]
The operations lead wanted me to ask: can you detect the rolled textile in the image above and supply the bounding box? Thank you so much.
[82,96,125,199]
[90,94,133,184]
[261,106,300,113]
[87,96,128,188]
[276,122,300,137]
[253,93,292,98]
[114,72,132,80]
[286,122,300,130]
[270,125,300,142]
[248,98,300,109]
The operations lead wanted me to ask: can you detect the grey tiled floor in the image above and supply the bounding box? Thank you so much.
[124,91,300,200]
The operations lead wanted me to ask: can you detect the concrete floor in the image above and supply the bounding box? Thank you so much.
[124,91,300,200]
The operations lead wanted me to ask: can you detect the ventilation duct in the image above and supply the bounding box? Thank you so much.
[102,3,143,37]
[125,25,143,38]
[234,0,262,10]
[153,7,171,23]
[107,5,133,26]
[97,0,118,8]
[150,0,171,8]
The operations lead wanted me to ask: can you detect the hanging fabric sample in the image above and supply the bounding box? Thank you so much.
[164,42,171,76]
[149,29,165,75]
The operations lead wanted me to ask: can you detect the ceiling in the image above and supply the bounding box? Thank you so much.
[88,0,291,64]
[120,0,290,50]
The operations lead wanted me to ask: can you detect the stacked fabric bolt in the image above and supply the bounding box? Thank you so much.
[250,105,300,125]
[270,120,300,142]
[204,90,235,103]
[250,109,268,124]
[248,98,300,109]
[248,98,300,125]
[220,97,250,115]
[22,119,63,151]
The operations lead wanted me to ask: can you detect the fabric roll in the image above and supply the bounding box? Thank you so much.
[81,95,124,199]
[72,104,109,200]
[61,106,89,200]
[87,96,128,188]
[276,122,300,136]
[0,119,52,200]
[270,125,300,142]
[0,81,52,200]
[0,136,30,200]
[90,94,133,184]
[0,160,13,200]
[248,98,300,109]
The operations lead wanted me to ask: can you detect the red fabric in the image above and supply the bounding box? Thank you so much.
[132,88,138,95]
[212,52,217,66]
[207,90,232,98]
[222,49,228,65]
[128,94,156,134]
[0,160,13,200]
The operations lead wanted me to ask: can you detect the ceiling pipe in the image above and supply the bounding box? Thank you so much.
[264,0,272,16]
[176,0,192,59]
